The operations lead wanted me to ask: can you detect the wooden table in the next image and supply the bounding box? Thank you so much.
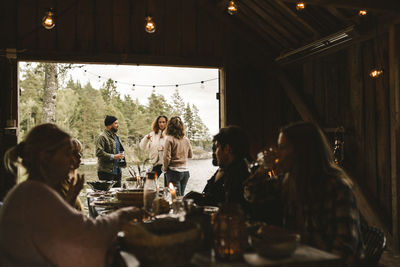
[121,245,343,267]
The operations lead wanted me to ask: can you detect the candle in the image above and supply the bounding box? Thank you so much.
[169,182,176,201]
[136,176,141,188]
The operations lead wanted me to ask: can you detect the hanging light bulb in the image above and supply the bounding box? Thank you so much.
[296,2,306,11]
[42,9,55,29]
[227,1,238,15]
[359,10,368,16]
[145,16,156,33]
[369,69,383,78]
[200,81,205,89]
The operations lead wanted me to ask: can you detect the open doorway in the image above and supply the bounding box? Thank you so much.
[18,62,220,194]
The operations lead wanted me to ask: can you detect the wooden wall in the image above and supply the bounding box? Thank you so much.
[0,0,294,198]
[291,29,400,229]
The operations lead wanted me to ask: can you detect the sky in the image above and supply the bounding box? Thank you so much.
[20,62,220,135]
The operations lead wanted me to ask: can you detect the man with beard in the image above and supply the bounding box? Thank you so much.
[95,115,125,187]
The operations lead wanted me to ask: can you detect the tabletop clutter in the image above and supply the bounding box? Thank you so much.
[85,171,323,267]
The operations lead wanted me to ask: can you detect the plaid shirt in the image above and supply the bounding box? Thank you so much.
[282,176,364,266]
[245,173,364,266]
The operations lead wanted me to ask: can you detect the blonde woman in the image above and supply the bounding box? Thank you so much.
[0,123,141,267]
[162,116,193,196]
[140,115,168,182]
[57,138,84,211]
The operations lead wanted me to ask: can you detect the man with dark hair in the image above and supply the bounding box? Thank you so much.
[185,125,250,212]
[95,115,125,187]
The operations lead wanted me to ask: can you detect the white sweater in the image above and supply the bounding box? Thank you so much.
[0,180,120,267]
[139,130,166,166]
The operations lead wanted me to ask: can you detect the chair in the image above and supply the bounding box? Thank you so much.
[359,224,386,266]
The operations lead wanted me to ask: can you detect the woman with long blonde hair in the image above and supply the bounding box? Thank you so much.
[0,123,140,267]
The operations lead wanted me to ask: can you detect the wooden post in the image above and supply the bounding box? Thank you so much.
[219,68,226,128]
[277,70,318,124]
[389,24,400,254]
[0,50,19,200]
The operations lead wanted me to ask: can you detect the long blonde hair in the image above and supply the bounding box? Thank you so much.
[4,124,71,178]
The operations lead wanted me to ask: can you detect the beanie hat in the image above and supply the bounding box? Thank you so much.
[104,115,117,126]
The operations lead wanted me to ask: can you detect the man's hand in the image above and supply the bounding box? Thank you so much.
[114,153,125,160]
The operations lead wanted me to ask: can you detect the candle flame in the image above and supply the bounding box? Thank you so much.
[168,182,175,190]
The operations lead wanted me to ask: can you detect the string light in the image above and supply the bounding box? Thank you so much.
[358,10,367,16]
[369,69,383,78]
[81,68,217,89]
[227,1,238,15]
[145,16,156,33]
[42,9,56,30]
[296,2,306,11]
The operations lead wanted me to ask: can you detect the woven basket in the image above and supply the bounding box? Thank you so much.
[123,219,201,266]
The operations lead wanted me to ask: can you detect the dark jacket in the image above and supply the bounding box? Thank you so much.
[201,159,250,214]
[95,129,124,173]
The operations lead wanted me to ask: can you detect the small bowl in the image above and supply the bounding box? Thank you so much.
[251,226,300,259]
[87,180,116,191]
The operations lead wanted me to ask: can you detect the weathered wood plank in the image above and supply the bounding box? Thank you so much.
[95,0,113,52]
[363,39,378,200]
[113,0,130,53]
[57,0,77,51]
[277,70,318,125]
[164,0,181,57]
[280,0,400,12]
[181,0,197,58]
[76,0,94,51]
[389,24,400,253]
[17,0,37,49]
[374,35,392,220]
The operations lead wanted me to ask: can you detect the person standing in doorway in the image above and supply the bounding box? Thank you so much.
[163,116,193,196]
[140,115,168,184]
[95,115,125,187]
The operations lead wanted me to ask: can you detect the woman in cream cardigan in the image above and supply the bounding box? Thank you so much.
[140,115,168,183]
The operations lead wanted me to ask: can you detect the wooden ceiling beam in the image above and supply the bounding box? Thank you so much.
[199,0,275,57]
[279,0,400,12]
[243,0,300,45]
[230,1,292,48]
[272,0,320,38]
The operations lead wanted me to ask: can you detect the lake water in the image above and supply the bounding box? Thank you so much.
[79,158,218,194]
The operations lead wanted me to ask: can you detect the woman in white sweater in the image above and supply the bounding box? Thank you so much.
[140,115,168,183]
[0,124,140,267]
[162,116,193,196]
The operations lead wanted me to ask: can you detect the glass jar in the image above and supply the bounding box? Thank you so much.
[213,204,247,261]
[143,172,157,213]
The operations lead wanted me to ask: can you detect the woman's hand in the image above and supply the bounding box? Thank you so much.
[66,173,84,205]
[116,207,143,226]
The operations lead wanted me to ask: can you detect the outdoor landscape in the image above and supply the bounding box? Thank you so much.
[19,62,218,193]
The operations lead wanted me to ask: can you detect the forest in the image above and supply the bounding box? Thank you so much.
[19,63,213,162]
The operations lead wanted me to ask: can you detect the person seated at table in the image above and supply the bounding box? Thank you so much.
[185,126,251,214]
[244,121,364,266]
[0,123,141,267]
[56,137,84,211]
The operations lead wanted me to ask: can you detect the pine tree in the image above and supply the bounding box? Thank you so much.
[183,103,194,140]
[171,88,185,117]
